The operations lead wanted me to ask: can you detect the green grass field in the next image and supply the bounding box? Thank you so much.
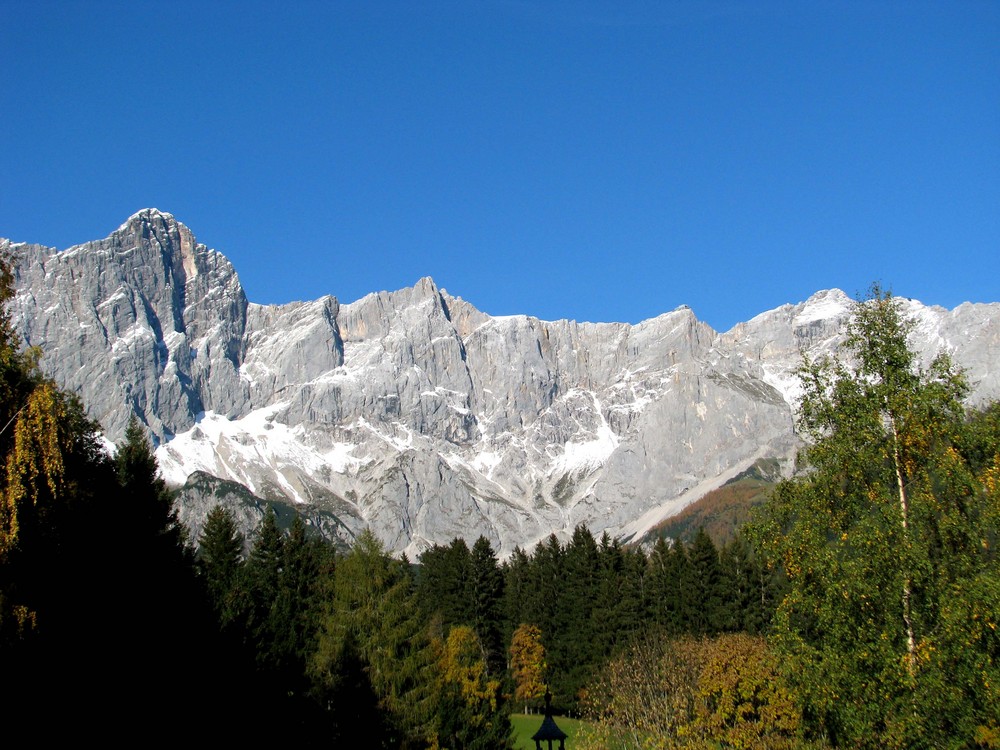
[510,713,590,749]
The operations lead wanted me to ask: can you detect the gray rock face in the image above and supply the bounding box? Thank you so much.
[5,211,999,556]
[8,209,249,439]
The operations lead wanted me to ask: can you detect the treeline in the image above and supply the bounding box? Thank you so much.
[190,504,781,741]
[416,526,783,715]
[197,509,514,746]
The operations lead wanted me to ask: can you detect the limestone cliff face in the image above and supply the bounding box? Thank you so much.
[9,209,249,439]
[6,211,999,556]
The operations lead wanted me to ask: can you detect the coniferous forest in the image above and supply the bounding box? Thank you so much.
[2,248,998,749]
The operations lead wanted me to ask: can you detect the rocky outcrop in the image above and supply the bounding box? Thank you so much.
[6,211,999,556]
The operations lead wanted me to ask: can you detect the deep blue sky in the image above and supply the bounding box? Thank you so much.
[2,1,997,331]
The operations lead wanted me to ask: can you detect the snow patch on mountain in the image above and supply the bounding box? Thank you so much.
[793,289,852,325]
[549,393,619,474]
[156,404,367,493]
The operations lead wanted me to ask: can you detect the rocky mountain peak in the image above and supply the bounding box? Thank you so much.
[114,207,201,284]
[12,212,249,440]
[414,275,439,296]
[118,206,179,230]
[9,211,1000,556]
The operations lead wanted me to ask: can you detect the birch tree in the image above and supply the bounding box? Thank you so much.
[752,285,999,748]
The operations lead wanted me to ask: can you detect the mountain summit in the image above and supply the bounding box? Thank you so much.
[5,213,999,556]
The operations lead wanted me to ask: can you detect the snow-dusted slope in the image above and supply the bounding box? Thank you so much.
[6,210,999,556]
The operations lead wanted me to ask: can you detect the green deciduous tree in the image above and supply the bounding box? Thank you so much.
[751,286,1000,748]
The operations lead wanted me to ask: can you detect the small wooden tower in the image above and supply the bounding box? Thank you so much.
[531,690,568,750]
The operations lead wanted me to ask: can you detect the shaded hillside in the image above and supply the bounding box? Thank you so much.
[644,459,781,547]
[174,470,353,553]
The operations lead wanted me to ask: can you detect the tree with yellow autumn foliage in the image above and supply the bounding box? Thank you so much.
[434,624,513,749]
[0,247,107,646]
[509,622,547,714]
[577,631,808,750]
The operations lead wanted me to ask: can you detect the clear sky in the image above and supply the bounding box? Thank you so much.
[2,1,997,332]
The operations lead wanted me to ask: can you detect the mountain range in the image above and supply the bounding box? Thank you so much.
[5,209,998,557]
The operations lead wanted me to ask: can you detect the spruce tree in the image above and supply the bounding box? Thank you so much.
[501,546,532,643]
[416,537,473,627]
[272,514,328,678]
[645,536,676,630]
[671,539,698,634]
[562,525,600,653]
[469,535,505,677]
[593,533,643,654]
[718,532,781,634]
[527,535,567,706]
[115,415,185,552]
[688,527,724,635]
[198,504,245,623]
[717,533,754,633]
[244,507,286,666]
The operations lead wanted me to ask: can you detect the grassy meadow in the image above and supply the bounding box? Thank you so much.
[511,713,595,749]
